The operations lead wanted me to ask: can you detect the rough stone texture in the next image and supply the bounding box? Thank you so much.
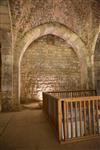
[10,0,99,104]
[0,0,11,30]
[9,0,100,50]
[0,34,12,92]
[1,92,12,112]
[0,0,100,110]
[20,35,80,102]
[94,34,100,90]
[0,0,13,111]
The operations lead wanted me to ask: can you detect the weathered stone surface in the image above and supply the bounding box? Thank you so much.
[2,55,12,91]
[20,35,81,102]
[10,0,100,49]
[1,92,12,112]
[0,0,13,111]
[0,0,100,110]
[94,34,100,89]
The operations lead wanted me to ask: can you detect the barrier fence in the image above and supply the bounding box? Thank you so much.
[43,90,100,143]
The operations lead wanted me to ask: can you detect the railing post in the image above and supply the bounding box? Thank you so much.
[58,99,62,142]
[63,101,68,140]
[88,100,92,134]
[84,101,87,135]
[71,101,74,138]
[75,101,78,137]
[92,100,96,134]
[79,101,82,136]
[96,100,99,133]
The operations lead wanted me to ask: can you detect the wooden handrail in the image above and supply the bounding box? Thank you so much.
[47,89,96,93]
[43,90,100,143]
[60,96,100,102]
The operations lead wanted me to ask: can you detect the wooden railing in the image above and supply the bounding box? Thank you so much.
[47,89,97,98]
[59,96,100,143]
[43,90,100,143]
[43,92,59,135]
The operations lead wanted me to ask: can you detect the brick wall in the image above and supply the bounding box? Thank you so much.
[20,35,81,103]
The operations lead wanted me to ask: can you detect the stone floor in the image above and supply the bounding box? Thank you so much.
[0,105,100,150]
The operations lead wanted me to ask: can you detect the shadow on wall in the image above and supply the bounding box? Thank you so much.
[96,80,100,95]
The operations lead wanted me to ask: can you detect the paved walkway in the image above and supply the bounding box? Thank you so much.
[0,107,100,150]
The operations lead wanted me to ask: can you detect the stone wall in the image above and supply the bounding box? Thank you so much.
[0,0,13,111]
[20,35,80,103]
[94,34,100,91]
[10,0,100,105]
[0,29,12,92]
[0,0,100,109]
[10,0,100,50]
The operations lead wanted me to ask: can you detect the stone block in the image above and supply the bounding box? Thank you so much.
[20,35,81,103]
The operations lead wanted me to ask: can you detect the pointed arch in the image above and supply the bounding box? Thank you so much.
[13,22,89,103]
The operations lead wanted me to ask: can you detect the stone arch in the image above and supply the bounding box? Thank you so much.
[13,22,89,104]
[20,34,81,102]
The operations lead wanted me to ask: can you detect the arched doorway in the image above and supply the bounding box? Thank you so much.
[94,33,100,95]
[20,35,81,103]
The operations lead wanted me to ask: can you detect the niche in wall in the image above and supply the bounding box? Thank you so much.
[20,35,81,103]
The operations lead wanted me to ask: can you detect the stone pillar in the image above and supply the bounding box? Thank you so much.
[87,55,94,89]
[80,59,88,89]
[0,30,13,111]
[1,54,13,111]
[12,59,21,110]
[87,66,93,89]
[1,91,12,112]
